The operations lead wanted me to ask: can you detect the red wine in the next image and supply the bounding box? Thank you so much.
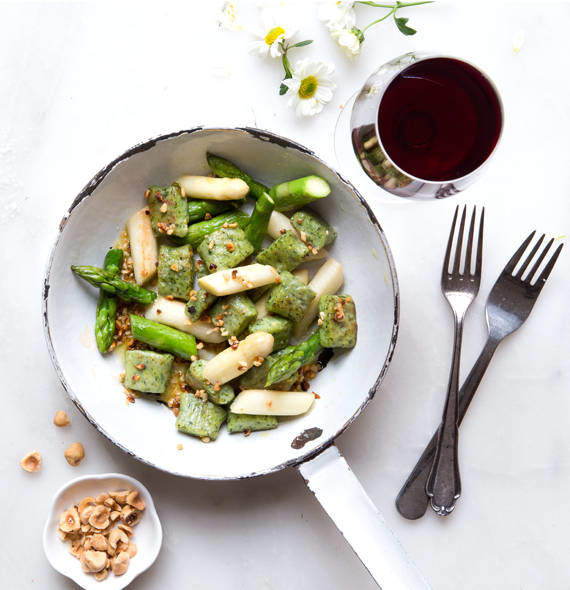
[377,57,502,182]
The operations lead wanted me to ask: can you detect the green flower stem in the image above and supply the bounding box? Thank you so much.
[357,1,433,8]
[361,10,394,32]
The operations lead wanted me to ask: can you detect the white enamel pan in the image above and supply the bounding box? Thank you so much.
[43,127,430,589]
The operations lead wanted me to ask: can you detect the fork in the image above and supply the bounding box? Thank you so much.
[425,206,484,516]
[396,231,564,520]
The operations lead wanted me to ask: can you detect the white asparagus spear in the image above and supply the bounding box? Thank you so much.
[203,332,274,385]
[176,175,249,200]
[126,208,158,285]
[293,258,343,339]
[255,268,309,319]
[145,297,226,343]
[198,264,279,297]
[230,390,315,416]
[267,211,295,239]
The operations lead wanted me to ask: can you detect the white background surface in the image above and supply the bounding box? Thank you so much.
[1,1,569,589]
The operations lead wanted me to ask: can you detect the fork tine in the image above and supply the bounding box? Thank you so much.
[525,237,554,284]
[452,206,467,274]
[443,206,459,275]
[532,243,564,289]
[503,231,536,274]
[515,234,545,278]
[464,206,476,275]
[475,207,484,277]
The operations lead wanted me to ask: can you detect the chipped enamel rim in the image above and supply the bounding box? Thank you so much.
[42,126,400,480]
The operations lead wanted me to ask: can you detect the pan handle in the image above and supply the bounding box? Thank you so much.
[297,445,431,590]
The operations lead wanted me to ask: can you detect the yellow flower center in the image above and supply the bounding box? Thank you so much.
[298,75,318,99]
[265,26,285,45]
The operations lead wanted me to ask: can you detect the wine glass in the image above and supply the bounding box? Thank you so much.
[344,51,503,199]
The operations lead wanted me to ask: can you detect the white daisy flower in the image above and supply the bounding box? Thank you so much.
[250,10,297,59]
[283,59,336,117]
[217,1,242,32]
[330,25,362,57]
[318,0,356,31]
[513,30,525,54]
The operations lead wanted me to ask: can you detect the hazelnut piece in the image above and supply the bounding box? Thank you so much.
[59,508,80,533]
[109,490,129,505]
[78,496,96,524]
[94,568,109,582]
[108,528,129,550]
[117,523,133,537]
[20,450,42,473]
[69,537,84,559]
[111,551,130,576]
[64,442,85,467]
[120,505,140,527]
[126,490,145,511]
[53,410,70,427]
[80,550,107,573]
[88,505,110,530]
[89,533,108,552]
[103,496,117,509]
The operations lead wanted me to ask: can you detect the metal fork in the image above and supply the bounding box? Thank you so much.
[396,231,564,520]
[425,206,484,516]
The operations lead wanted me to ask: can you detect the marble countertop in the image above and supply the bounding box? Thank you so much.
[1,1,568,588]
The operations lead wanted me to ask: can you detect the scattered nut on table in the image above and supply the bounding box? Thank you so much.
[64,442,85,466]
[20,450,42,472]
[57,488,145,582]
[53,410,70,427]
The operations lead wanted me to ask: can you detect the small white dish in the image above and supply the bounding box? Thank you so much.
[43,473,162,590]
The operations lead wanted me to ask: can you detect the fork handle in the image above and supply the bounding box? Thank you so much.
[425,314,464,515]
[396,337,499,520]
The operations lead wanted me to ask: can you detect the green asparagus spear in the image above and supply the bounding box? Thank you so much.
[187,199,245,223]
[207,153,268,200]
[95,249,124,353]
[101,248,124,276]
[129,315,197,360]
[71,265,156,304]
[176,211,250,248]
[265,330,323,387]
[269,176,331,212]
[245,192,275,251]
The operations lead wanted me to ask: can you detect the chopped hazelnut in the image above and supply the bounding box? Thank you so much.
[80,550,107,573]
[53,410,70,427]
[117,523,134,537]
[94,568,109,581]
[88,505,111,530]
[111,551,130,576]
[20,450,42,472]
[64,442,85,467]
[127,543,138,558]
[120,505,141,527]
[59,508,81,533]
[89,533,108,552]
[109,490,129,505]
[78,497,97,524]
[109,528,129,550]
[126,490,145,511]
